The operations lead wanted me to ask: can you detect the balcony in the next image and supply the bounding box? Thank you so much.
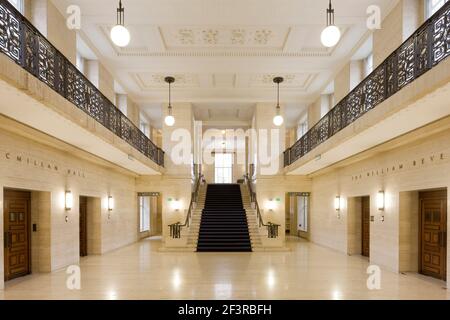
[0,0,164,170]
[284,2,450,173]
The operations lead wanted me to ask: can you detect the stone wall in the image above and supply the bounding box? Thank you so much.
[308,128,450,283]
[0,128,139,289]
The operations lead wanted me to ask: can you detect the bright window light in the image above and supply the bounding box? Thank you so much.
[8,0,24,13]
[377,191,385,211]
[139,196,150,232]
[427,0,448,18]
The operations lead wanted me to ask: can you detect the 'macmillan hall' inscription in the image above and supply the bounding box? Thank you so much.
[3,151,86,178]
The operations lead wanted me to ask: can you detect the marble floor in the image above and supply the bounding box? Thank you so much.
[1,237,449,300]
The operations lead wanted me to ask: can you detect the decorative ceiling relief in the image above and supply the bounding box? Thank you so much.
[202,29,219,45]
[178,29,195,45]
[160,26,288,49]
[249,73,316,89]
[254,30,273,45]
[231,29,246,45]
[133,73,200,89]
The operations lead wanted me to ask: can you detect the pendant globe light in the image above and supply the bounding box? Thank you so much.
[321,0,341,48]
[273,77,284,127]
[164,76,175,127]
[110,0,130,47]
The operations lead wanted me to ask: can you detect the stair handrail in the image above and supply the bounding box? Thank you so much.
[243,174,280,238]
[168,174,204,238]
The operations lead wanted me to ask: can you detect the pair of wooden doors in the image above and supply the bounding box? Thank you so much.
[3,190,31,281]
[79,196,88,257]
[359,191,447,281]
[420,190,447,281]
[4,191,90,281]
[361,197,371,258]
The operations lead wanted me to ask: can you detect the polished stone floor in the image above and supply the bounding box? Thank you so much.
[1,237,449,300]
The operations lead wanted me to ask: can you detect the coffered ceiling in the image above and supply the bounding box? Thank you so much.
[52,0,397,128]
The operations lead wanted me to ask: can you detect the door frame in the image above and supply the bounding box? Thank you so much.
[361,196,371,258]
[418,189,447,281]
[3,188,32,281]
[79,196,88,257]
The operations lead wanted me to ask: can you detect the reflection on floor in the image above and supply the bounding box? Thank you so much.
[1,237,449,300]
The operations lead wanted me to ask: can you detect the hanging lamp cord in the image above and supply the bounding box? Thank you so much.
[168,81,172,114]
[327,0,334,26]
[117,0,124,26]
[277,81,280,109]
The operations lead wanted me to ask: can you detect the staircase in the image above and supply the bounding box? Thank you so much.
[240,184,264,251]
[197,184,252,252]
[183,184,207,250]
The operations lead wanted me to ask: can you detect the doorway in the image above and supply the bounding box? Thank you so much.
[214,153,233,184]
[286,193,310,239]
[79,196,88,257]
[361,196,370,258]
[3,189,31,281]
[419,189,447,281]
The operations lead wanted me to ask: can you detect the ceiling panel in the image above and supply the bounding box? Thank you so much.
[159,26,290,49]
[52,0,397,128]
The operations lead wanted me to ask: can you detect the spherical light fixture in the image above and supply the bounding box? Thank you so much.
[321,0,341,48]
[321,25,341,48]
[164,76,176,127]
[165,114,175,127]
[273,114,284,126]
[272,77,284,127]
[110,0,130,47]
[111,25,130,47]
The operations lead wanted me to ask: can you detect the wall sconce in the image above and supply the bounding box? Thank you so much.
[65,191,73,211]
[267,199,276,212]
[334,196,341,211]
[172,199,181,212]
[377,191,385,211]
[108,196,114,211]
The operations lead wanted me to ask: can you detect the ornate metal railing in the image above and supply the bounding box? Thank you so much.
[168,174,204,239]
[0,0,164,167]
[244,174,280,239]
[284,2,450,167]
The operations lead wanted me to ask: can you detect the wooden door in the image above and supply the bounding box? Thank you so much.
[79,196,87,257]
[420,190,447,281]
[361,196,370,257]
[3,190,31,281]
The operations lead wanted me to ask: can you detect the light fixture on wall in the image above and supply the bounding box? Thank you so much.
[377,191,385,211]
[334,196,341,211]
[321,0,341,48]
[164,76,176,127]
[273,77,284,126]
[267,199,276,212]
[108,196,115,211]
[172,199,181,212]
[65,191,73,211]
[110,0,130,47]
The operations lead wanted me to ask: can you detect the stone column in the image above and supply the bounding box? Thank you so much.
[373,0,422,68]
[85,60,116,103]
[252,102,286,247]
[30,0,76,64]
[160,103,194,247]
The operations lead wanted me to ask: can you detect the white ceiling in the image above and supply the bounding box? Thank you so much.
[53,0,396,128]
